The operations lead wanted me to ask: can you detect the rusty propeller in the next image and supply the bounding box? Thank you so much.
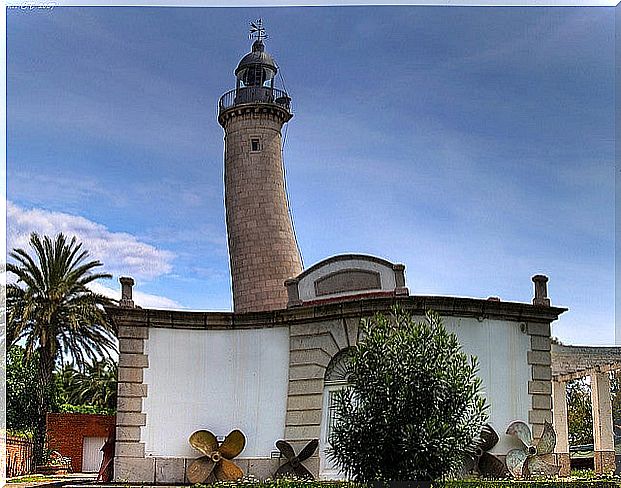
[274,439,318,480]
[187,429,246,483]
[505,421,559,478]
[461,424,509,478]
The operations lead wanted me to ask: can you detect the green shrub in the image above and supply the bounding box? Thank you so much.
[194,478,621,488]
[327,309,488,482]
[58,403,115,415]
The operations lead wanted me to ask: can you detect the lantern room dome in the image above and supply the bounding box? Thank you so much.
[235,40,278,86]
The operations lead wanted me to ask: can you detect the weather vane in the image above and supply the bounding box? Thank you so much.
[249,19,268,41]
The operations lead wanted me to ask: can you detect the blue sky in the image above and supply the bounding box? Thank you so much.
[7,6,616,345]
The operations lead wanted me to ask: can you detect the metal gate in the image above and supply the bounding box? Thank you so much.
[81,437,106,473]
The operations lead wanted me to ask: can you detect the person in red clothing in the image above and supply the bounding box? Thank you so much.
[97,427,115,482]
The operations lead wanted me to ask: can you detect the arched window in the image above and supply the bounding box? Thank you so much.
[325,348,352,385]
[320,348,352,479]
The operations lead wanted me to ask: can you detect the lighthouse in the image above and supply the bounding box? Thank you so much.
[218,21,303,313]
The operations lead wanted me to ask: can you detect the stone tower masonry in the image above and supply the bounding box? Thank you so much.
[218,33,302,313]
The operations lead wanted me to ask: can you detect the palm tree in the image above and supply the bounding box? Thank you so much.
[7,232,117,463]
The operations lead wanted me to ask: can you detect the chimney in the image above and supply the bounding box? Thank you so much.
[119,276,135,308]
[532,275,550,306]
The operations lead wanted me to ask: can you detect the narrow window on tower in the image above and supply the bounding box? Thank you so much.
[250,138,261,152]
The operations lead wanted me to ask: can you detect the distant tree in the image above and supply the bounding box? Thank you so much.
[7,233,117,463]
[566,377,593,446]
[328,308,488,482]
[56,359,118,411]
[612,372,620,432]
[567,372,621,446]
[7,346,56,432]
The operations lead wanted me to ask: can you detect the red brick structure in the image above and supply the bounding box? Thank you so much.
[46,412,115,472]
[7,435,34,477]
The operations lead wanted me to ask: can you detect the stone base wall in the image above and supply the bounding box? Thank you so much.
[555,453,571,477]
[594,450,616,475]
[116,456,299,483]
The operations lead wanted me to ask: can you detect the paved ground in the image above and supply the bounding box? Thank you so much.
[6,473,97,488]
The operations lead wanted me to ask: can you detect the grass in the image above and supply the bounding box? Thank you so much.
[7,474,57,483]
[195,477,621,488]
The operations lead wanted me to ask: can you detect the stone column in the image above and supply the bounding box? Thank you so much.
[590,371,616,474]
[119,276,135,308]
[532,275,551,306]
[552,380,571,476]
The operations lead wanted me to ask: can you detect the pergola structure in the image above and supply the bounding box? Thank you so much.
[551,344,621,475]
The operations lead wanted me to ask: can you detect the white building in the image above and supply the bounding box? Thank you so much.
[108,32,567,483]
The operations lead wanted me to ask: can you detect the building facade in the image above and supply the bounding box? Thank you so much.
[109,32,568,482]
[109,261,565,482]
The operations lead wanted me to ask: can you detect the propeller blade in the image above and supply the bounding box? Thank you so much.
[189,430,219,457]
[479,424,500,452]
[274,462,295,479]
[505,448,528,478]
[506,421,533,448]
[219,430,246,459]
[276,440,296,461]
[536,421,556,455]
[293,463,315,480]
[526,455,560,477]
[457,453,476,476]
[214,458,244,481]
[478,451,508,478]
[187,456,216,484]
[297,439,319,462]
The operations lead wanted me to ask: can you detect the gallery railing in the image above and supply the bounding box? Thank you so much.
[218,87,291,114]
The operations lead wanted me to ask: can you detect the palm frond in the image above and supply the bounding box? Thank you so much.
[7,232,118,371]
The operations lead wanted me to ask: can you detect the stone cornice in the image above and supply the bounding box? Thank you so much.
[551,343,621,380]
[105,295,567,330]
[218,103,292,127]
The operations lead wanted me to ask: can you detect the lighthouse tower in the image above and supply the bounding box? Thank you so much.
[218,23,302,313]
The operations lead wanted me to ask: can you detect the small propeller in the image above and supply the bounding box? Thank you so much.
[460,424,508,478]
[187,429,246,483]
[274,439,319,480]
[505,420,560,478]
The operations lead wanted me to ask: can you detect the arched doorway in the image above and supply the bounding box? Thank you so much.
[319,348,352,479]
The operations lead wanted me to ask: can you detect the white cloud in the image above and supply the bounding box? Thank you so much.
[8,171,128,209]
[7,201,175,281]
[88,282,182,310]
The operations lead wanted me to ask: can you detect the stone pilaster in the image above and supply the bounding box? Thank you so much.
[284,318,358,478]
[590,371,616,475]
[527,322,553,439]
[114,323,153,483]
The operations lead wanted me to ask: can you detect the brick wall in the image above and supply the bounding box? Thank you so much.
[46,412,115,472]
[7,435,34,477]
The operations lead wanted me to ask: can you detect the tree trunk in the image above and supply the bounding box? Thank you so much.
[33,346,55,466]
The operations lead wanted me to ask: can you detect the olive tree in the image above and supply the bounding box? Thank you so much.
[328,308,488,481]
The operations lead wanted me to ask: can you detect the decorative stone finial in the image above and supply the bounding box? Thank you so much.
[532,275,550,306]
[119,276,135,308]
